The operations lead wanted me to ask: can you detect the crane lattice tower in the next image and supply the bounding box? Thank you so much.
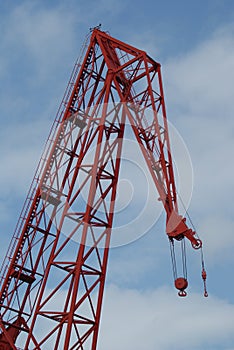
[0,29,206,350]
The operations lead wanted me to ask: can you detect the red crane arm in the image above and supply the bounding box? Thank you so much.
[96,30,201,248]
[0,29,205,349]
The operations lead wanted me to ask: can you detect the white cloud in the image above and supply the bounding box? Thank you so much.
[0,2,80,195]
[162,25,234,264]
[164,25,234,117]
[0,119,50,197]
[11,283,234,349]
[0,118,52,267]
[1,2,78,82]
[198,216,234,263]
[99,284,234,350]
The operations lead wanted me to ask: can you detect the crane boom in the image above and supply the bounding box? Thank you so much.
[0,29,206,349]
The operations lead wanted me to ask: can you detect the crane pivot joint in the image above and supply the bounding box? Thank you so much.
[166,214,202,249]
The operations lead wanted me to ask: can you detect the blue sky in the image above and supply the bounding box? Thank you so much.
[0,1,234,349]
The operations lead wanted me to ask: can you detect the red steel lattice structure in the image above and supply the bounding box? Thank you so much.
[0,29,205,349]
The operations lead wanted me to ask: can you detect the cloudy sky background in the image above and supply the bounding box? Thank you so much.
[0,1,234,349]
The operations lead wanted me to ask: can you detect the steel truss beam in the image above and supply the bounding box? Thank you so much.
[0,29,202,349]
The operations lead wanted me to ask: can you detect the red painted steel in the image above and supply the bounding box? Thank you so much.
[0,29,204,349]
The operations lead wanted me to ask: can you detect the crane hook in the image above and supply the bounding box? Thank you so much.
[174,277,188,297]
[202,268,208,297]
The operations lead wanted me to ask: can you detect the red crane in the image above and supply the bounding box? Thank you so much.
[0,28,207,349]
